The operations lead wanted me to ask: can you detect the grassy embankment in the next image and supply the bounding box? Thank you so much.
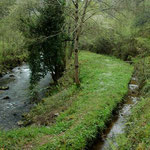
[115,57,150,150]
[0,42,27,75]
[0,51,133,149]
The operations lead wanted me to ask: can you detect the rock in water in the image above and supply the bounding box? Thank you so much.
[3,96,10,99]
[17,121,24,126]
[0,86,9,90]
[9,74,15,78]
[13,113,17,116]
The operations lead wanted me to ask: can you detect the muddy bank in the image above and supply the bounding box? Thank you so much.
[0,64,51,130]
[91,77,139,150]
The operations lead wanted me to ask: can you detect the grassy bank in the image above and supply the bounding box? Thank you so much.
[116,97,150,150]
[0,51,133,150]
[0,41,27,76]
[115,57,150,150]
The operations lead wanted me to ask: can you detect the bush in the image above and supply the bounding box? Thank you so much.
[80,0,150,60]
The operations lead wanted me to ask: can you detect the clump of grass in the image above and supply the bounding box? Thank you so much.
[115,97,150,150]
[114,57,150,150]
[0,51,133,150]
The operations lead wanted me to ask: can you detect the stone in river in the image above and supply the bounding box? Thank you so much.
[3,96,10,99]
[13,113,17,116]
[0,86,9,90]
[9,74,15,78]
[17,121,24,126]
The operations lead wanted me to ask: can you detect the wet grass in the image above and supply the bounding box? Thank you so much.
[115,97,150,150]
[0,51,133,150]
[114,57,150,150]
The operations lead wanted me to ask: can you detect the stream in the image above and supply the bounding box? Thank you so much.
[0,64,51,130]
[92,77,139,150]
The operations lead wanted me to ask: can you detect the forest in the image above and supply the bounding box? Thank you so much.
[0,0,150,149]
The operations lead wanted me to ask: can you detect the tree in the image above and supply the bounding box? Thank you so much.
[0,0,16,19]
[71,0,92,86]
[19,0,66,86]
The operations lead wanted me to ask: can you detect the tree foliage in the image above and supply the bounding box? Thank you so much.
[0,0,27,74]
[19,0,66,86]
[80,0,150,60]
[0,0,16,19]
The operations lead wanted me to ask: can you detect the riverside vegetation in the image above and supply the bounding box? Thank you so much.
[0,0,27,76]
[0,0,150,149]
[114,57,150,150]
[0,51,133,149]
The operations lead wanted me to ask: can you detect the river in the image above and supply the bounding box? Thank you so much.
[0,64,51,130]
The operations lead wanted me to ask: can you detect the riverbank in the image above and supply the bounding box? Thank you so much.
[92,76,139,150]
[0,51,133,149]
[0,47,27,77]
[114,57,150,149]
[0,64,51,130]
[115,97,150,150]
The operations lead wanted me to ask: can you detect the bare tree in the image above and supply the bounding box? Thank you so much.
[68,0,121,86]
[71,0,92,86]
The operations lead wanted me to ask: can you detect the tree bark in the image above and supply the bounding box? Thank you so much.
[73,0,90,86]
[74,0,80,86]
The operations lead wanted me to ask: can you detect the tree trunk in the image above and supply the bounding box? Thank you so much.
[74,0,80,86]
[74,31,80,86]
[73,0,90,86]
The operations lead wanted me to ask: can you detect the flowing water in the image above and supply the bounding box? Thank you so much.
[0,64,51,130]
[92,77,139,150]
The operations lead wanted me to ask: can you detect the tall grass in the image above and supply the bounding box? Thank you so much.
[0,32,27,74]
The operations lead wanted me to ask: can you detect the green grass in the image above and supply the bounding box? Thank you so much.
[0,51,133,150]
[114,57,150,150]
[115,97,150,150]
[0,42,27,75]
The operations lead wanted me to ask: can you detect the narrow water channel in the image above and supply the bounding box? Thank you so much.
[92,77,139,150]
[0,64,51,130]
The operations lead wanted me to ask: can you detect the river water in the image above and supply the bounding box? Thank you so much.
[92,77,139,150]
[0,64,51,130]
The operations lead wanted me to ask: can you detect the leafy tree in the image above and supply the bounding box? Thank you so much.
[20,0,66,86]
[0,0,16,19]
